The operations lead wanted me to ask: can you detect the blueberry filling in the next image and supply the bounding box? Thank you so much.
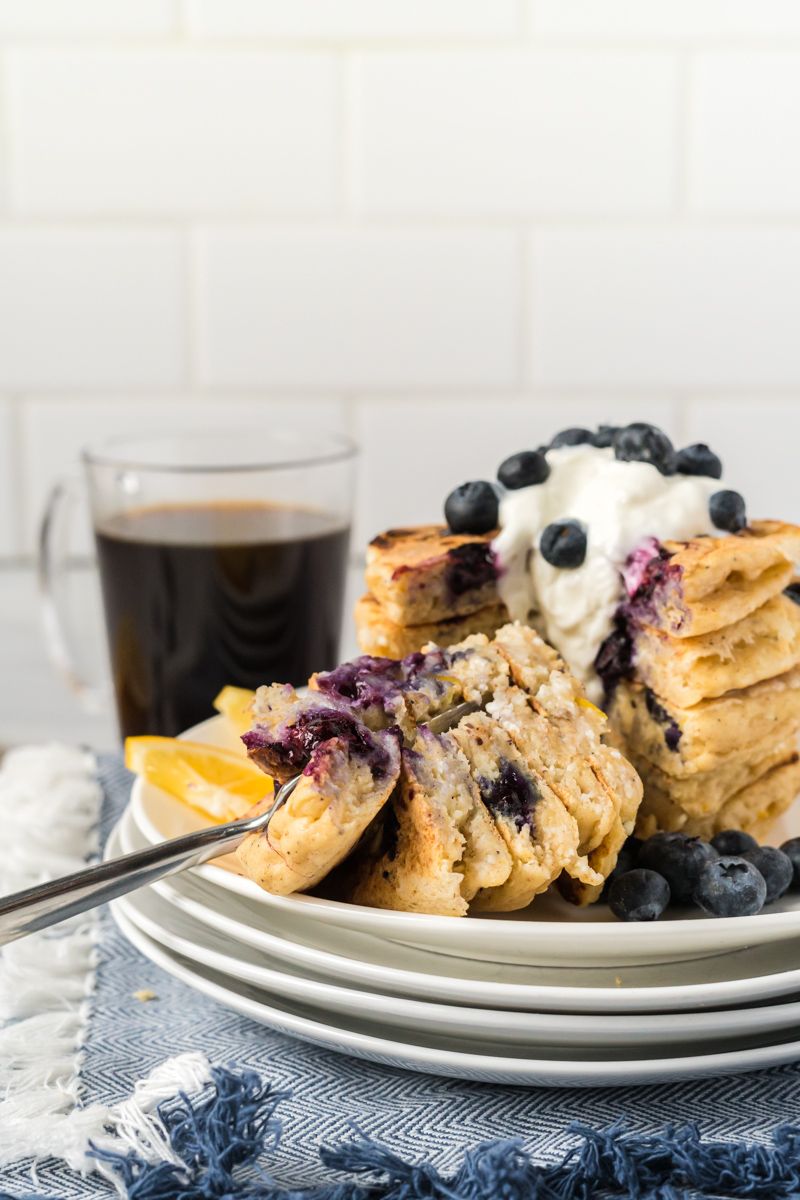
[243,706,396,778]
[623,542,683,628]
[478,759,539,831]
[644,688,682,751]
[444,541,498,597]
[314,650,448,713]
[594,616,635,699]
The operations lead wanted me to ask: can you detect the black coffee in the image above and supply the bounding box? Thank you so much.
[95,503,350,739]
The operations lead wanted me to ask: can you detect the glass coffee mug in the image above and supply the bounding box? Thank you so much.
[40,429,357,739]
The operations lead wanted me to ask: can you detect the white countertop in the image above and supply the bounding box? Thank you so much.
[0,564,364,752]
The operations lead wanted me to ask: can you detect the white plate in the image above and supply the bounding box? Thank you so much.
[132,713,800,968]
[111,897,800,1087]
[112,853,800,1051]
[119,804,800,1015]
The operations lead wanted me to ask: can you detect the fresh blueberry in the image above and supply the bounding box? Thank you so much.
[674,443,723,480]
[612,423,675,475]
[549,427,594,449]
[784,583,800,607]
[591,424,619,449]
[693,856,767,917]
[742,846,793,904]
[780,837,800,890]
[608,868,670,922]
[444,481,499,535]
[497,450,550,490]
[710,829,758,857]
[637,833,717,904]
[605,836,643,888]
[709,490,747,533]
[539,519,587,569]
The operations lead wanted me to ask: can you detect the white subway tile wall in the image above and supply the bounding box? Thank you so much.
[0,3,797,562]
[196,228,518,389]
[354,51,678,216]
[0,399,16,555]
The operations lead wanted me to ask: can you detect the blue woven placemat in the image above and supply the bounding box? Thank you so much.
[3,756,800,1199]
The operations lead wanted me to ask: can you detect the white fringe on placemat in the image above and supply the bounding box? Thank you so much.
[0,744,103,1168]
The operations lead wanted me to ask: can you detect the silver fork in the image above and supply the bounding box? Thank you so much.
[0,701,478,945]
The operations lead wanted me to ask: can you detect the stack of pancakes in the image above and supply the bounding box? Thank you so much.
[238,624,642,914]
[607,522,800,841]
[357,519,800,843]
[356,525,507,659]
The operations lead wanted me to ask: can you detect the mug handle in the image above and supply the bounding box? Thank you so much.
[38,475,109,715]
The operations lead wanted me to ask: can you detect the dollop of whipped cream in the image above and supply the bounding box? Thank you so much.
[493,445,721,701]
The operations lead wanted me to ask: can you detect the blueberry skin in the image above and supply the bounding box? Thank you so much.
[591,424,619,449]
[674,443,723,480]
[444,481,499,535]
[497,450,550,490]
[605,835,643,889]
[693,856,767,917]
[710,829,759,857]
[780,837,800,890]
[539,520,587,569]
[742,846,793,904]
[612,423,675,475]
[608,868,670,922]
[638,834,717,904]
[549,427,594,449]
[709,489,747,533]
[784,583,800,607]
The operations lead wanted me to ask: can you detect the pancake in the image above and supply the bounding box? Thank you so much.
[354,592,507,659]
[633,593,800,708]
[237,728,401,896]
[365,525,498,625]
[608,670,800,778]
[349,728,511,917]
[631,731,800,820]
[636,755,800,842]
[628,520,800,639]
[451,709,599,912]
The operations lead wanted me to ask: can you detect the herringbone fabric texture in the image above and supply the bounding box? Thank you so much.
[3,756,800,1198]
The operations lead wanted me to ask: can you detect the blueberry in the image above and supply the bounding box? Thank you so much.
[549,427,594,449]
[591,424,619,449]
[612,423,675,475]
[784,583,800,607]
[693,856,767,917]
[709,490,747,533]
[608,868,670,922]
[539,520,587,569]
[605,835,643,888]
[637,833,717,904]
[444,481,499,535]
[497,450,550,490]
[742,846,793,904]
[674,443,723,480]
[780,837,800,889]
[710,829,758,857]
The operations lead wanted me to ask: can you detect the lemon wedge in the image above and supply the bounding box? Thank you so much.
[213,685,256,735]
[125,736,272,822]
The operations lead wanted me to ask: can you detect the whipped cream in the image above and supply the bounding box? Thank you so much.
[493,445,721,701]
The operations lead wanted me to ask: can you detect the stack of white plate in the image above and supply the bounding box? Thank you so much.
[112,715,800,1087]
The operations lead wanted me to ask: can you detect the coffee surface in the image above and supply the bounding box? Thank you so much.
[95,502,349,738]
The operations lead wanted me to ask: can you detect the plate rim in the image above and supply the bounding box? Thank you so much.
[111,898,800,1087]
[118,805,800,1016]
[112,858,800,1047]
[132,712,800,956]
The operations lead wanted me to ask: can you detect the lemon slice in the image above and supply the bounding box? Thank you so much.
[125,736,272,822]
[213,685,256,735]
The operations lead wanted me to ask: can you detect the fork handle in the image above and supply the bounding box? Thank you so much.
[0,780,296,946]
